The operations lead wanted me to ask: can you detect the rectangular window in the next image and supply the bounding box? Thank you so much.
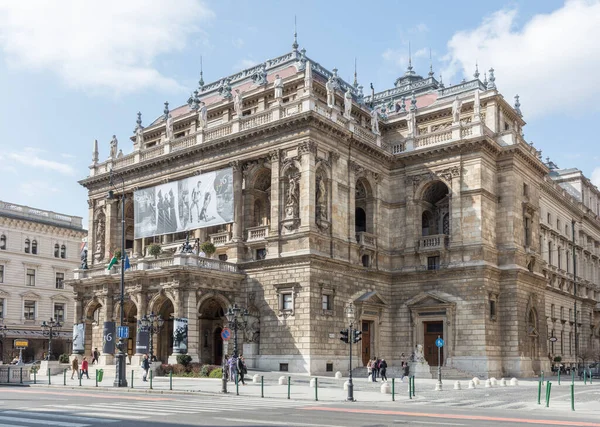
[427,256,440,271]
[282,293,293,310]
[524,217,531,247]
[326,363,333,372]
[55,272,65,289]
[322,294,331,311]
[256,248,267,260]
[523,183,529,197]
[26,268,35,286]
[54,303,65,323]
[0,265,3,283]
[24,300,36,320]
[490,300,497,320]
[0,298,4,318]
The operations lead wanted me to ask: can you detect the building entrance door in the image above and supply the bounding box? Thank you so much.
[423,321,444,366]
[361,321,372,366]
[214,327,223,365]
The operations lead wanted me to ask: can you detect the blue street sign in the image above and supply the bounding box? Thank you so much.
[117,326,129,339]
[221,328,231,341]
[435,338,444,348]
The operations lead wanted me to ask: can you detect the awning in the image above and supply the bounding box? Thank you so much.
[4,330,73,340]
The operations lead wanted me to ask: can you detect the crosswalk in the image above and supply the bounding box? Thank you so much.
[5,396,319,425]
[405,398,528,410]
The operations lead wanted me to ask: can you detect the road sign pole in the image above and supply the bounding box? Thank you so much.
[435,336,443,391]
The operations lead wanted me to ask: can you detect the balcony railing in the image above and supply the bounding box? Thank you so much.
[247,225,269,242]
[210,231,232,246]
[356,232,377,250]
[418,234,449,251]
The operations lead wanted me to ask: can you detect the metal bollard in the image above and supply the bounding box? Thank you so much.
[20,368,23,385]
[545,382,552,407]
[315,378,318,401]
[6,368,9,384]
[63,369,66,386]
[169,372,173,390]
[583,370,587,385]
[131,370,134,389]
[48,369,51,385]
[287,376,291,399]
[540,371,544,385]
[392,378,395,401]
[33,369,36,384]
[571,369,575,384]
[412,376,415,397]
[571,384,575,411]
[235,372,239,396]
[537,380,542,404]
[408,376,412,399]
[558,369,561,385]
[589,369,593,385]
[149,370,153,389]
[95,370,98,387]
[261,375,264,398]
[79,372,82,387]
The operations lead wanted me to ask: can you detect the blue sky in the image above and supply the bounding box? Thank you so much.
[1,0,599,228]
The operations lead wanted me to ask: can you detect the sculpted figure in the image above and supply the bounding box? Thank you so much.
[166,114,174,141]
[135,126,144,147]
[452,96,462,123]
[415,344,426,363]
[198,102,208,128]
[326,76,335,108]
[344,88,352,118]
[233,90,243,117]
[109,135,118,158]
[274,75,283,99]
[370,108,380,134]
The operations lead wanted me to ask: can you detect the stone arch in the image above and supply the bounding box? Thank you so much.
[417,180,451,238]
[197,293,231,364]
[84,298,103,359]
[148,290,175,315]
[249,168,271,227]
[355,178,374,234]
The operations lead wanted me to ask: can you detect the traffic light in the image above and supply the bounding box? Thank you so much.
[353,330,362,344]
[340,329,349,343]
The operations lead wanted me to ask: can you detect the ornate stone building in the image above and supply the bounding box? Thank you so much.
[0,201,86,362]
[68,43,600,377]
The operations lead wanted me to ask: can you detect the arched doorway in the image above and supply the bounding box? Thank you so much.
[420,181,450,237]
[155,298,174,363]
[120,301,138,361]
[198,297,227,364]
[214,327,223,365]
[85,301,103,358]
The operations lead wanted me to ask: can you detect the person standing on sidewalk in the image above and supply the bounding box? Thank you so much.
[92,348,100,365]
[372,357,379,382]
[379,358,388,382]
[80,356,90,379]
[141,354,150,382]
[402,361,410,382]
[367,359,373,381]
[71,357,79,380]
[237,356,247,385]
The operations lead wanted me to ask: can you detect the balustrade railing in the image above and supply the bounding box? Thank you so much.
[247,225,269,242]
[356,231,377,249]
[171,134,196,151]
[415,130,452,148]
[210,231,232,246]
[241,111,273,131]
[418,234,449,250]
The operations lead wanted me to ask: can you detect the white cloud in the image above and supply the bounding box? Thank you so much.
[19,181,60,198]
[443,0,600,118]
[8,152,75,176]
[382,48,408,68]
[592,167,600,188]
[232,38,245,49]
[233,59,258,70]
[0,1,214,94]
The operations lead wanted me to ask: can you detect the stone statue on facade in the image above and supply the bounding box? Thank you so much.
[109,135,118,158]
[285,175,299,219]
[94,220,105,262]
[220,79,232,100]
[274,75,283,99]
[370,108,380,134]
[304,60,313,89]
[326,76,335,108]
[135,126,144,148]
[233,90,243,117]
[166,114,174,141]
[343,88,353,119]
[414,344,426,363]
[315,175,327,222]
[452,96,462,124]
[198,102,208,128]
[473,90,481,122]
[407,110,415,136]
[117,149,123,158]
[80,249,88,270]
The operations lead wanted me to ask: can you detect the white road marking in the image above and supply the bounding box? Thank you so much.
[2,411,116,423]
[0,415,88,427]
[222,418,347,427]
[394,421,466,426]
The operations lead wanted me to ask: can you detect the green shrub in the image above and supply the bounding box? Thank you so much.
[208,367,223,378]
[176,354,192,367]
[148,243,162,259]
[553,356,562,363]
[58,353,70,363]
[201,364,210,377]
[200,241,216,256]
[172,364,187,375]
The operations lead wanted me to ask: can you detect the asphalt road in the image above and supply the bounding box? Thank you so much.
[0,386,599,427]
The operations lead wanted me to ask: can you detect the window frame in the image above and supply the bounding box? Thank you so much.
[31,240,38,255]
[54,244,60,258]
[53,302,65,323]
[60,244,66,259]
[26,268,36,286]
[427,256,440,271]
[23,300,36,320]
[0,298,4,319]
[0,264,4,283]
[0,234,6,250]
[24,238,30,254]
[275,283,298,316]
[55,272,65,289]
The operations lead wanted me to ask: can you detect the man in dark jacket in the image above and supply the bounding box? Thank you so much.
[379,358,388,382]
[142,354,150,382]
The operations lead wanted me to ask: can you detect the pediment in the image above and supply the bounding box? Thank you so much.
[355,291,388,306]
[51,294,70,302]
[0,289,9,297]
[20,291,41,300]
[405,291,456,308]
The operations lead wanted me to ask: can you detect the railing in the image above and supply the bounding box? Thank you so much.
[356,232,377,249]
[210,231,232,246]
[353,125,377,145]
[415,130,452,148]
[171,134,196,151]
[141,145,164,161]
[113,152,136,168]
[0,201,83,228]
[145,257,174,269]
[418,234,449,251]
[241,111,273,131]
[0,366,32,383]
[461,126,473,138]
[205,124,232,142]
[247,225,269,242]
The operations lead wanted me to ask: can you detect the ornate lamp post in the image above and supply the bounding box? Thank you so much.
[0,320,8,362]
[107,170,127,387]
[41,318,62,361]
[221,304,248,393]
[345,303,357,402]
[139,312,164,361]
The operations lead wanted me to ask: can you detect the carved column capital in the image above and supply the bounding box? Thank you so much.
[298,140,317,155]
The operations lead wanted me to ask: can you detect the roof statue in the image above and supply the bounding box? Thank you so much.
[220,78,233,100]
[166,113,174,141]
[326,75,335,108]
[252,63,268,86]
[109,135,118,159]
[134,112,144,148]
[400,96,406,113]
[233,90,243,117]
[452,96,462,124]
[274,75,283,99]
[487,68,496,90]
[92,139,99,164]
[514,95,522,117]
[198,102,207,129]
[410,91,417,111]
[163,101,170,120]
[370,107,380,135]
[344,88,353,119]
[357,85,364,105]
[304,60,313,90]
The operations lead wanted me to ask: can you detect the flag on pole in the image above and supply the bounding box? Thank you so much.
[124,255,131,271]
[107,255,118,270]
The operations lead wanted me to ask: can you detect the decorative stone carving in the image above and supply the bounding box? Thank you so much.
[94,214,105,262]
[315,174,328,230]
[252,63,268,86]
[198,102,207,129]
[274,75,283,99]
[233,90,243,117]
[452,96,462,124]
[166,114,174,141]
[326,75,335,108]
[219,78,232,100]
[109,135,118,159]
[269,150,279,163]
[344,88,352,119]
[435,166,460,182]
[298,140,316,155]
[370,108,380,134]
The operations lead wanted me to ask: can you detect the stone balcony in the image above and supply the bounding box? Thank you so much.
[417,234,449,252]
[209,231,232,247]
[356,232,377,250]
[247,225,269,242]
[73,253,240,280]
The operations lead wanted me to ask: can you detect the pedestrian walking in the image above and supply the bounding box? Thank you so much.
[372,357,380,382]
[141,354,150,381]
[80,357,90,379]
[231,356,239,384]
[71,357,79,380]
[237,356,247,385]
[380,358,388,382]
[402,361,410,382]
[92,348,100,365]
[367,359,373,381]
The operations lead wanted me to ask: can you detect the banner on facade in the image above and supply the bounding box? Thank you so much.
[136,329,149,355]
[173,317,188,354]
[133,167,234,239]
[102,322,116,354]
[72,323,85,354]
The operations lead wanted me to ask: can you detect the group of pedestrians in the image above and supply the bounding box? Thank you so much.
[367,358,409,382]
[70,356,90,380]
[224,354,248,385]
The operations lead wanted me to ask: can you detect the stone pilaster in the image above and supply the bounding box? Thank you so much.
[299,141,316,232]
[185,289,199,362]
[231,161,243,242]
[105,199,119,261]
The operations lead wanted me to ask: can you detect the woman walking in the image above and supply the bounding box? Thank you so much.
[367,359,373,381]
[80,356,90,379]
[379,358,388,382]
[71,357,79,380]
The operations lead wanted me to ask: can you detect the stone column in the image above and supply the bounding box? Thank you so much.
[230,161,243,242]
[104,200,120,264]
[347,162,357,261]
[133,239,142,258]
[185,289,199,362]
[100,294,115,365]
[299,141,316,232]
[267,150,280,258]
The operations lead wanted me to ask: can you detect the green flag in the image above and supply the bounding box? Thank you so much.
[107,256,118,270]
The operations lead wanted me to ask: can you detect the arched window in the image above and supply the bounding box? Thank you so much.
[54,244,60,258]
[442,213,450,235]
[421,211,432,236]
[254,200,264,227]
[60,244,66,259]
[355,208,366,233]
[24,239,30,254]
[31,240,38,255]
[0,234,6,250]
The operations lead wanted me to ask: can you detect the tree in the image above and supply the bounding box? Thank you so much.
[199,241,216,257]
[148,243,162,259]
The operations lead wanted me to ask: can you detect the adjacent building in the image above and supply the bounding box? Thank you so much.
[67,41,600,377]
[0,201,86,362]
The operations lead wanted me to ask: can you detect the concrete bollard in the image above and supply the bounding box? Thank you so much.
[484,379,491,388]
[490,377,497,386]
[500,378,507,387]
[278,376,287,385]
[343,380,350,390]
[454,381,461,390]
[381,382,391,394]
[334,371,343,379]
[472,377,480,386]
[468,380,475,389]
[253,374,260,383]
[310,378,317,388]
[510,378,519,386]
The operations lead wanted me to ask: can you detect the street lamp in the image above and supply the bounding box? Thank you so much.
[107,170,127,387]
[41,318,62,361]
[345,303,357,402]
[0,319,8,363]
[221,304,248,393]
[139,312,164,361]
